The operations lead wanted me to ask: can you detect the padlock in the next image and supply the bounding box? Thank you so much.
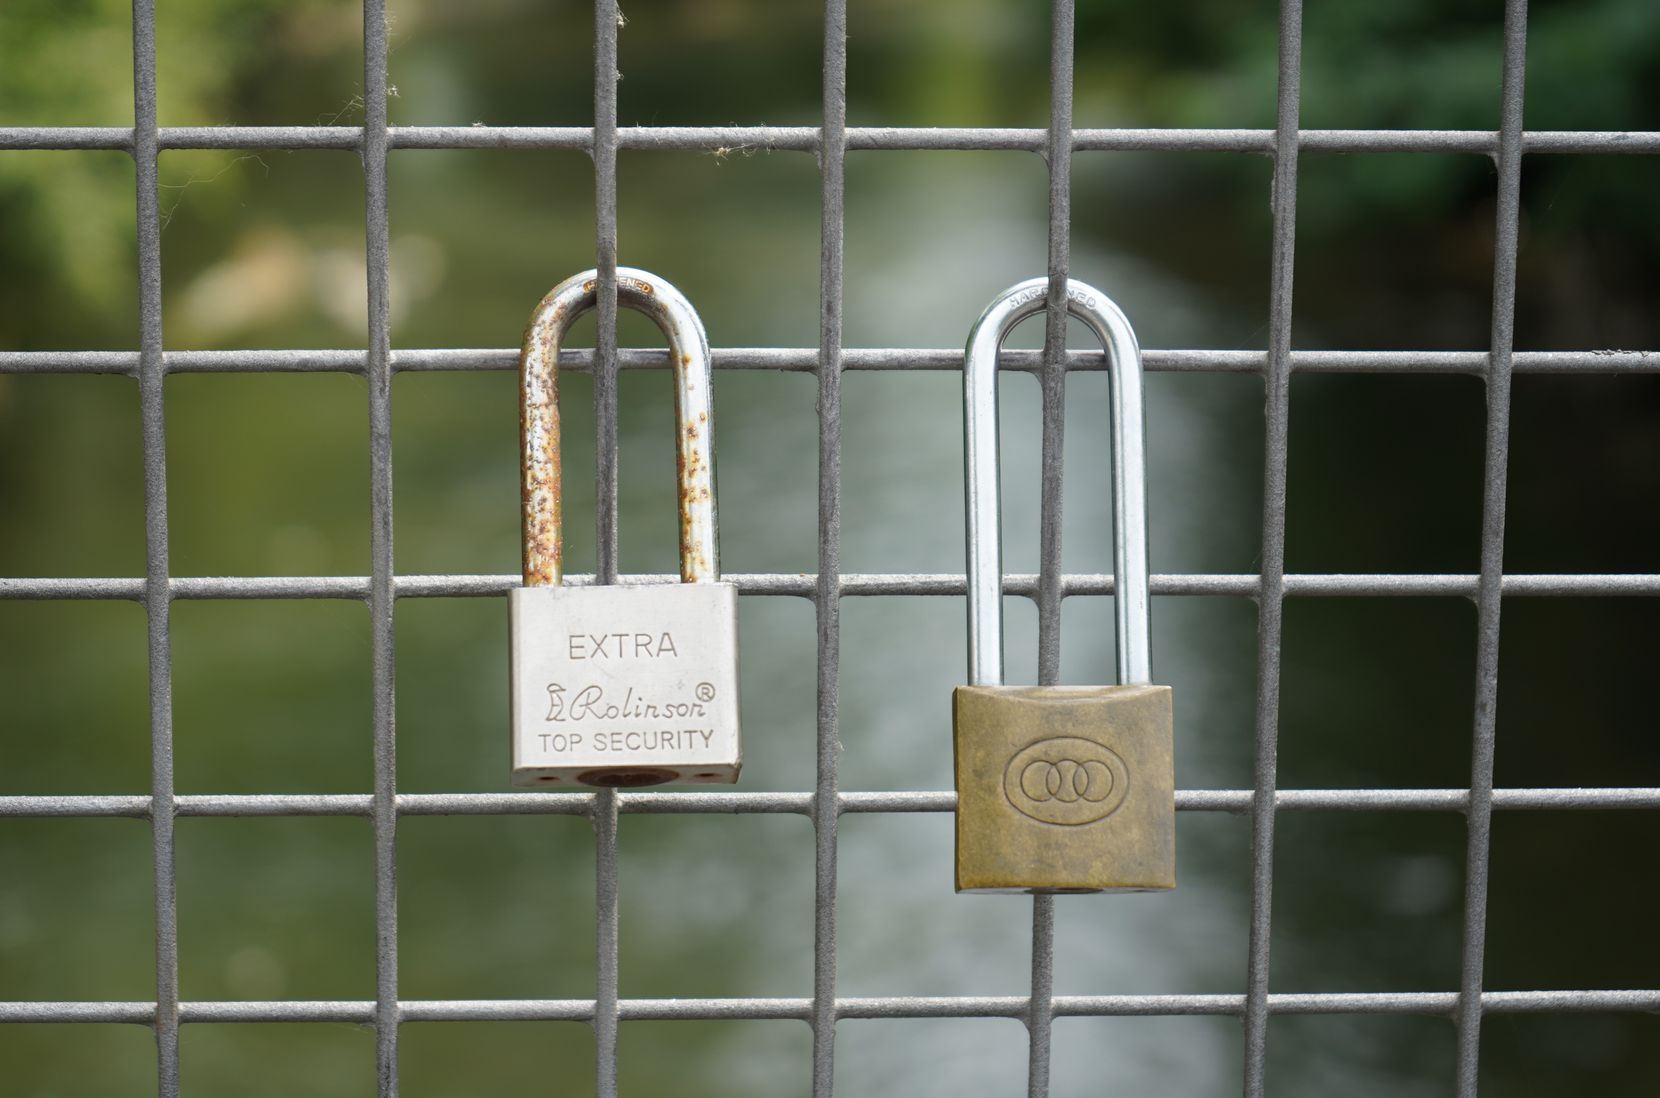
[953,277,1175,893]
[509,267,740,788]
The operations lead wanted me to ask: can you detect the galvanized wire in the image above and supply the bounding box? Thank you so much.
[1025,3,1078,1092]
[3,2,1659,1097]
[361,0,399,1093]
[3,786,1660,820]
[128,2,179,1093]
[590,5,624,1096]
[1454,3,1532,1094]
[811,5,849,1096]
[4,125,1660,154]
[4,987,1658,1026]
[1242,2,1304,1092]
[4,347,1656,377]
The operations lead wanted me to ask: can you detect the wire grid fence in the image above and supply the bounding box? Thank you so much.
[2,0,1659,1096]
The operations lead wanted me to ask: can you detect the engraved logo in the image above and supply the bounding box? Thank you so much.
[1002,738,1130,825]
[543,683,709,723]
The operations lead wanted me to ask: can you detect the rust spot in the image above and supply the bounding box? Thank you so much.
[681,555,710,583]
[681,353,692,366]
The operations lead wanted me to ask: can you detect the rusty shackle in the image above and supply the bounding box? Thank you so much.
[519,267,718,587]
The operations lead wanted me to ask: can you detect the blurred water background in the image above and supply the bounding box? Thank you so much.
[2,0,1658,1094]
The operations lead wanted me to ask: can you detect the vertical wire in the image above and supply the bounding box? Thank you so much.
[1028,2,1076,1094]
[811,2,849,1094]
[594,785,620,1098]
[1454,2,1529,1093]
[362,0,399,1092]
[1037,0,1075,681]
[131,2,178,1093]
[1241,2,1304,1094]
[591,2,623,1095]
[592,3,621,585]
[1035,0,1075,677]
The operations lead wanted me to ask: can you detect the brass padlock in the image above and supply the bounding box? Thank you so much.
[509,267,740,788]
[953,277,1174,893]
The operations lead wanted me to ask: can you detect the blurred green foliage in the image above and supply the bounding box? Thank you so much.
[3,1,1659,1096]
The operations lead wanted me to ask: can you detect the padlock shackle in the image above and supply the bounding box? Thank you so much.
[963,277,1151,688]
[519,267,718,587]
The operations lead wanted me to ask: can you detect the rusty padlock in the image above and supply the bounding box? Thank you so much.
[509,268,740,788]
[953,277,1174,893]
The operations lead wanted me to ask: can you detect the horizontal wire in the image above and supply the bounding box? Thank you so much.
[2,787,1656,819]
[3,125,1659,155]
[2,988,1656,1025]
[3,573,1659,602]
[2,348,1656,377]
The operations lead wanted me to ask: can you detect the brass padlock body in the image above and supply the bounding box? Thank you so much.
[954,684,1174,893]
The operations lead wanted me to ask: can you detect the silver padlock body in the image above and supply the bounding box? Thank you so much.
[510,582,740,787]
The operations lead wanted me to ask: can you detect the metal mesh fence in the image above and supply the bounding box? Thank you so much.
[2,1,1659,1096]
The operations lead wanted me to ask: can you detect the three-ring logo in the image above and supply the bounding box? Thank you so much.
[1002,737,1130,825]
